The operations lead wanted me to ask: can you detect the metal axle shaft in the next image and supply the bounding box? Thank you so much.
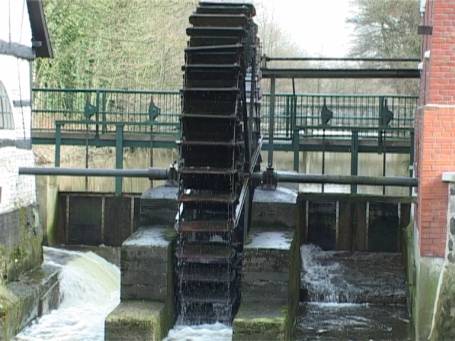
[19,167,418,187]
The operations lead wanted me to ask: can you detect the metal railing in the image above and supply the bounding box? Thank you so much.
[32,88,180,136]
[32,88,418,142]
[261,93,417,140]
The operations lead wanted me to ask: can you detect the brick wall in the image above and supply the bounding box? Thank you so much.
[416,0,455,257]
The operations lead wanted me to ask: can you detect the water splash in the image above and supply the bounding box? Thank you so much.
[164,322,232,341]
[301,244,352,302]
[15,247,120,341]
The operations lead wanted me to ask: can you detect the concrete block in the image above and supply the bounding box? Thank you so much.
[140,186,178,226]
[0,263,59,340]
[233,303,289,341]
[252,187,297,229]
[234,228,301,340]
[120,226,175,302]
[105,301,166,341]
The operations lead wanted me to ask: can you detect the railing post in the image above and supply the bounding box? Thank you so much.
[95,90,100,138]
[409,129,415,196]
[268,77,276,167]
[115,123,124,196]
[351,129,359,194]
[285,96,290,138]
[55,122,62,167]
[293,128,299,172]
[291,98,299,172]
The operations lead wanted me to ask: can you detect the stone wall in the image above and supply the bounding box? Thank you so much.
[0,205,42,284]
[426,179,455,340]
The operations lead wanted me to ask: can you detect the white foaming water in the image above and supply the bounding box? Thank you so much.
[164,323,232,341]
[300,244,351,302]
[15,247,233,340]
[15,247,120,341]
[248,231,291,249]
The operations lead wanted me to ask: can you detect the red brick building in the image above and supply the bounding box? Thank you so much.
[415,0,455,257]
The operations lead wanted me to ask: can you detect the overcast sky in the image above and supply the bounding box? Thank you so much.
[256,0,355,56]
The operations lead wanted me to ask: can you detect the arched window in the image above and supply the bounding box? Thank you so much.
[0,81,14,129]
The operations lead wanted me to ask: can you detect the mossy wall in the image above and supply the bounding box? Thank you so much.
[405,219,444,340]
[0,205,43,284]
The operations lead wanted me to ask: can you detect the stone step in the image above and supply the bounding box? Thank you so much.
[176,243,235,264]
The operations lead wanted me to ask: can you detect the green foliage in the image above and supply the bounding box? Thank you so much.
[35,0,420,95]
[348,0,420,58]
[347,0,421,94]
[36,0,197,89]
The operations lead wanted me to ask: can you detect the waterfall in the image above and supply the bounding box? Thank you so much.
[164,322,232,341]
[298,244,410,340]
[301,244,353,302]
[15,247,120,341]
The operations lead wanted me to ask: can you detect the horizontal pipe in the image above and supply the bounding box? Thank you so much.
[19,167,169,179]
[20,167,418,187]
[252,171,418,187]
[261,68,420,79]
[264,56,420,62]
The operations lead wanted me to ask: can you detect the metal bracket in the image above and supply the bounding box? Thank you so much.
[261,166,277,190]
[320,98,333,126]
[379,98,394,127]
[165,162,178,187]
[84,102,97,119]
[378,98,394,151]
[148,97,161,121]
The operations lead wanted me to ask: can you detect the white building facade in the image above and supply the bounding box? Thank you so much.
[0,0,52,214]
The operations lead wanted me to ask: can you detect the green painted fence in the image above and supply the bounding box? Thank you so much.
[32,88,418,142]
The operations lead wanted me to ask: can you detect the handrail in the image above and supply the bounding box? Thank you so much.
[54,120,178,127]
[31,88,418,143]
[32,87,180,95]
[32,87,419,98]
[295,125,414,132]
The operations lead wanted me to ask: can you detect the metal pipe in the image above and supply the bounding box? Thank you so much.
[251,171,418,187]
[264,56,420,62]
[19,167,169,179]
[20,167,418,187]
[261,68,420,79]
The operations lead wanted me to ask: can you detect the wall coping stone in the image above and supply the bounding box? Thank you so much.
[442,172,455,183]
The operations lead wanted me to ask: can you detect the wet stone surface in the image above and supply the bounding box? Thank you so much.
[121,226,175,301]
[295,302,411,340]
[298,244,410,340]
[301,244,406,304]
[251,187,297,229]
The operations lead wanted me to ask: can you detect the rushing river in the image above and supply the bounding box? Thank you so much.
[14,245,409,340]
[15,247,120,341]
[15,247,232,341]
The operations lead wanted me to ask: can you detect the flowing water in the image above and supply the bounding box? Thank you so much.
[15,247,120,341]
[297,244,411,340]
[15,247,231,341]
[164,323,232,341]
[13,244,410,340]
